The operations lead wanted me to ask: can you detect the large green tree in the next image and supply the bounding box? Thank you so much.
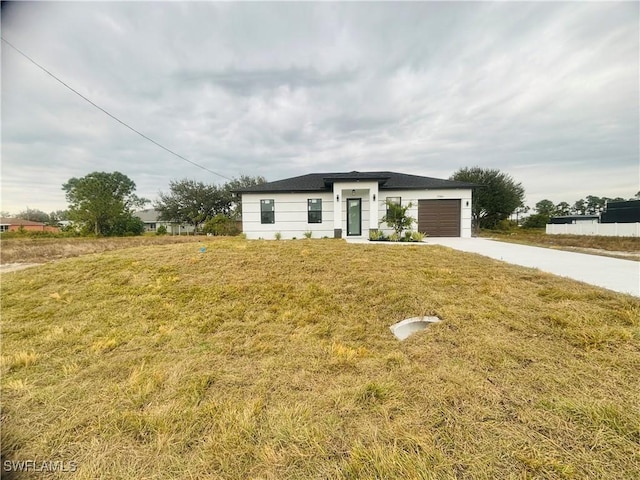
[155,176,267,232]
[62,171,148,236]
[17,208,51,224]
[585,195,609,215]
[555,202,571,216]
[223,175,267,219]
[450,167,525,230]
[535,199,556,216]
[571,199,587,215]
[155,179,226,234]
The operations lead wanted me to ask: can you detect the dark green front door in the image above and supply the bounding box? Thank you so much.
[347,198,362,236]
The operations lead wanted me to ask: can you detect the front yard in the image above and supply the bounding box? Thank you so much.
[1,237,638,479]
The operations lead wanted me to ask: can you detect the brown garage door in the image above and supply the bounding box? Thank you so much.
[418,199,461,237]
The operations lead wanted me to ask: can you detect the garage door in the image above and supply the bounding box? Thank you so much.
[418,199,461,237]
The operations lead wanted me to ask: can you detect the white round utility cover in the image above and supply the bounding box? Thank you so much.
[390,316,441,340]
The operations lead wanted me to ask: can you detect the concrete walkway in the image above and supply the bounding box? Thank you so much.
[425,238,640,297]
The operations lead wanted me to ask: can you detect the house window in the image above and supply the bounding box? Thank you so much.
[261,199,275,224]
[0,225,8,233]
[308,199,322,223]
[148,223,156,231]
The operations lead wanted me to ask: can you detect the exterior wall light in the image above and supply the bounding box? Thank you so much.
[336,194,340,201]
[352,189,356,195]
[373,194,376,201]
[466,201,469,207]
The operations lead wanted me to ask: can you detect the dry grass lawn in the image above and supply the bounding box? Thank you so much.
[482,230,640,260]
[1,238,639,479]
[0,235,204,265]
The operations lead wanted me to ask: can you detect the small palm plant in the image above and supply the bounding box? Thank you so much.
[381,200,415,239]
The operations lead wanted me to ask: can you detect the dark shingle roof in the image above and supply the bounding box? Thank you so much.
[236,171,477,193]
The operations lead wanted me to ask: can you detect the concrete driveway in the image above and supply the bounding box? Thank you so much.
[426,237,640,297]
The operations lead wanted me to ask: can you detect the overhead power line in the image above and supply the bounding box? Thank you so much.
[1,36,233,181]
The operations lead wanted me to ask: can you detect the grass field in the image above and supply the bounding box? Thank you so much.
[1,237,639,479]
[0,235,204,265]
[481,230,640,260]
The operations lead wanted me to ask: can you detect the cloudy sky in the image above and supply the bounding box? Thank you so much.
[2,1,638,214]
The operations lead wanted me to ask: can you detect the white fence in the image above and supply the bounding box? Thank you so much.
[546,223,640,237]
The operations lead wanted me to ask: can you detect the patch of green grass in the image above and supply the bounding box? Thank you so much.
[1,237,639,478]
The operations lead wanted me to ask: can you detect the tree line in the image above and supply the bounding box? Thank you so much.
[520,193,640,228]
[3,172,265,237]
[534,194,637,217]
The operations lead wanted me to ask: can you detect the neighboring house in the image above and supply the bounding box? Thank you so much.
[546,200,640,237]
[549,215,600,225]
[601,200,640,224]
[235,171,475,240]
[0,218,60,233]
[133,209,195,234]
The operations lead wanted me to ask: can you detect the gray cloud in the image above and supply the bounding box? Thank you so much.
[1,1,638,214]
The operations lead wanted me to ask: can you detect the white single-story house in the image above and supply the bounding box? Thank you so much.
[236,171,476,240]
[133,209,195,235]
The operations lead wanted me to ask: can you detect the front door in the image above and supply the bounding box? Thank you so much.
[347,198,362,236]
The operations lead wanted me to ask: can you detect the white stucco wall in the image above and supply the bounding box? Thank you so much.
[241,187,473,239]
[241,192,335,239]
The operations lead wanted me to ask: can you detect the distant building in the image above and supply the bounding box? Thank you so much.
[601,200,640,224]
[133,209,195,234]
[549,215,600,225]
[0,218,60,233]
[547,200,640,237]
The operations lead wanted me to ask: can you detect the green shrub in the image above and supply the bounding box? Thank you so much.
[202,214,240,236]
[389,232,400,242]
[369,230,381,241]
[522,214,550,229]
[303,231,313,239]
[0,229,81,239]
[411,231,425,242]
[109,215,145,237]
[156,225,168,235]
[496,219,518,231]
[369,230,389,241]
[275,232,282,241]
